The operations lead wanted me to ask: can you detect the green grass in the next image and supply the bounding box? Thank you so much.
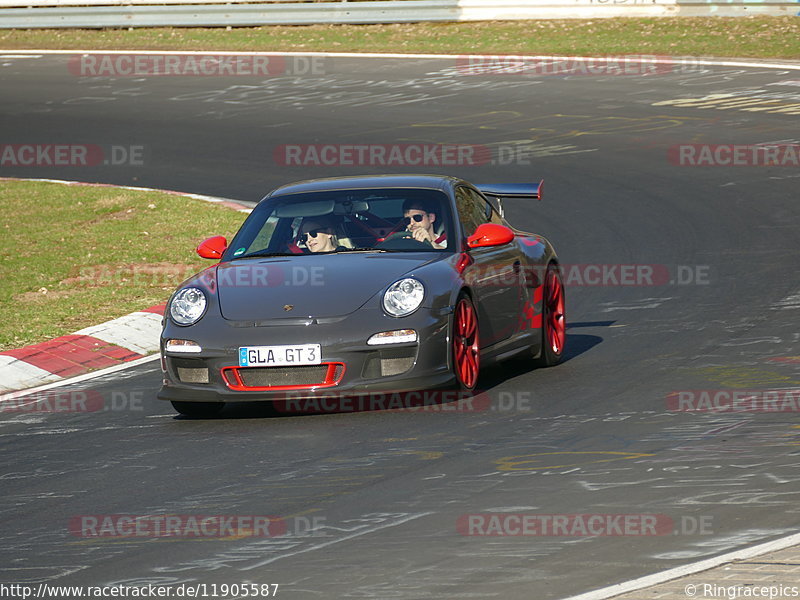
[1,18,799,59]
[0,181,246,350]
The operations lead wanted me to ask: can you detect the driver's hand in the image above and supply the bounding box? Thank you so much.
[410,228,433,244]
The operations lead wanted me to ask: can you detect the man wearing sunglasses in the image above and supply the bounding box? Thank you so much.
[402,200,447,249]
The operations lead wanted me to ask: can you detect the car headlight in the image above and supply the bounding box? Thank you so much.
[383,278,425,317]
[169,287,207,326]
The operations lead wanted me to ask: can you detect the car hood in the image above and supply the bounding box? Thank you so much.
[208,253,443,321]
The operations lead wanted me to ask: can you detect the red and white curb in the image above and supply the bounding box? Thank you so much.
[0,305,165,393]
[0,177,253,394]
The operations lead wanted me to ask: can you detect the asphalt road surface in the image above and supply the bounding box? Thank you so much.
[1,53,799,599]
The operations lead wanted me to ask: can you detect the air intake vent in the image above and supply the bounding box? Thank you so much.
[362,347,417,378]
[177,367,209,384]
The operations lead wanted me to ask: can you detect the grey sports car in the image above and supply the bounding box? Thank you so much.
[158,175,565,417]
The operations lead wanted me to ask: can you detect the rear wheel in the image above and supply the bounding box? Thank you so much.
[452,294,480,390]
[171,401,225,418]
[534,264,566,367]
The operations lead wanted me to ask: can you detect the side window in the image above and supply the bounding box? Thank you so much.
[454,186,486,236]
[467,188,504,225]
[488,203,504,225]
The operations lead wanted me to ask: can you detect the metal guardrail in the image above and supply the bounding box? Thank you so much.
[0,0,459,27]
[0,0,796,29]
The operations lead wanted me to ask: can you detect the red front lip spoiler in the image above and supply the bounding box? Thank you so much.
[220,363,346,391]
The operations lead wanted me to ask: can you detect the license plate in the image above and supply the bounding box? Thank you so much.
[238,344,321,367]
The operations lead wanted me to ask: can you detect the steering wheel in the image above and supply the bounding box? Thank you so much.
[375,230,434,250]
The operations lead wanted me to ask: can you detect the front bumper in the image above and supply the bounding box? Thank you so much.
[157,304,454,403]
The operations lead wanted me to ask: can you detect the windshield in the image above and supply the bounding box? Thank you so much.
[223,188,454,260]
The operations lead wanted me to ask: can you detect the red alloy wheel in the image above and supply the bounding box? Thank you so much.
[544,267,566,356]
[453,296,480,389]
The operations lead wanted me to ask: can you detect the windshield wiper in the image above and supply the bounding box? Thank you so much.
[334,248,389,253]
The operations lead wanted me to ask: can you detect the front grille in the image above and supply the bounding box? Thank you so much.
[241,365,327,387]
[222,363,345,391]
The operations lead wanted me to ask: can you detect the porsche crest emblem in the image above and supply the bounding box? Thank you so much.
[283,304,294,311]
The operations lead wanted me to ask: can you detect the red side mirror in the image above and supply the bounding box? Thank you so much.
[467,224,514,248]
[196,235,228,259]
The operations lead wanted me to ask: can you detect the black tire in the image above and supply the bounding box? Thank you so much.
[533,263,566,368]
[171,401,225,418]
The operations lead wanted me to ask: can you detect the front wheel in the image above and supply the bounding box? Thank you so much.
[171,401,225,418]
[452,294,480,390]
[533,264,566,367]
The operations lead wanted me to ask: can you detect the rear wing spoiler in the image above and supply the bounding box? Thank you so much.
[475,180,543,201]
